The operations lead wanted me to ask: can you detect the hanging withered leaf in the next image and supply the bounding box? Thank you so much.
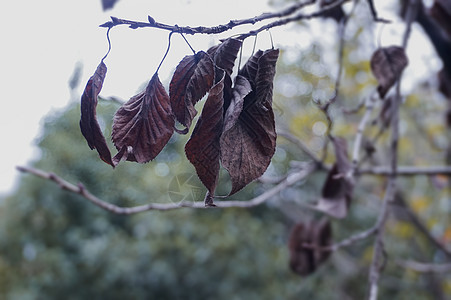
[79,61,114,167]
[220,49,279,195]
[112,73,174,164]
[207,38,243,114]
[288,218,332,276]
[170,51,214,131]
[315,137,353,219]
[207,38,242,76]
[185,70,225,199]
[370,46,408,99]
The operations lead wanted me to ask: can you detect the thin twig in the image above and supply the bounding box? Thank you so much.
[392,195,451,258]
[357,165,451,176]
[303,225,378,252]
[350,93,377,178]
[277,129,322,165]
[100,0,349,40]
[367,1,419,298]
[396,260,451,273]
[16,164,316,214]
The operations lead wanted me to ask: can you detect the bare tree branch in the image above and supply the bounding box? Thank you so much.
[350,93,378,179]
[357,165,451,176]
[368,1,420,299]
[16,164,316,214]
[99,0,350,40]
[396,260,451,273]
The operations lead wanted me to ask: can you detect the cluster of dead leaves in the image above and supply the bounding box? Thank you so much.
[80,38,279,203]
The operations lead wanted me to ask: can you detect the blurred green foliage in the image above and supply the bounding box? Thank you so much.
[1,2,451,298]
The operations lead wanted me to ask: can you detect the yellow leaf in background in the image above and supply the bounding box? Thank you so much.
[405,94,420,108]
[442,227,451,243]
[411,196,429,214]
[389,222,415,239]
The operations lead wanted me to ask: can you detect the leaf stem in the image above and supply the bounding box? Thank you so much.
[155,31,174,74]
[101,27,112,62]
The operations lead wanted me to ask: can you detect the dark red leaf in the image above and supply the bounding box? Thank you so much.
[207,38,242,75]
[185,70,225,196]
[315,137,353,219]
[79,61,114,167]
[112,73,174,164]
[170,51,214,130]
[370,46,408,99]
[289,218,332,276]
[208,38,242,114]
[238,50,263,87]
[220,49,279,195]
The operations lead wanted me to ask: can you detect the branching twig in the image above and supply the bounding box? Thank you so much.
[100,0,350,40]
[367,1,419,299]
[16,164,316,214]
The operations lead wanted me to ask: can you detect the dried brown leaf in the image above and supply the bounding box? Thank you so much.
[289,218,332,276]
[220,49,279,195]
[170,51,214,130]
[370,46,408,99]
[79,61,114,167]
[185,70,225,195]
[316,137,353,219]
[207,38,242,76]
[223,75,252,132]
[112,73,174,164]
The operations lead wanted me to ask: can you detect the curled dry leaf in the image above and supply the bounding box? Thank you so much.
[112,73,174,164]
[207,38,243,113]
[170,51,215,131]
[79,61,114,167]
[370,46,408,99]
[185,70,225,197]
[207,38,242,76]
[223,75,252,133]
[315,137,353,219]
[289,218,332,276]
[220,49,279,195]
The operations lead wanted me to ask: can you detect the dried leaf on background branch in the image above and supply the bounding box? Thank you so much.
[185,70,225,197]
[430,0,451,38]
[370,46,408,99]
[289,218,332,276]
[101,0,120,11]
[170,51,214,131]
[79,61,114,167]
[320,0,345,22]
[315,137,353,219]
[220,49,279,195]
[112,73,174,164]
